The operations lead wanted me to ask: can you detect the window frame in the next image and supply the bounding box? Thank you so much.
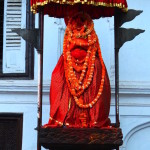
[0,0,34,79]
[0,0,4,74]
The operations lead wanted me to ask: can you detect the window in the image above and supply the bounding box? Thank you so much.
[0,113,23,149]
[0,0,34,79]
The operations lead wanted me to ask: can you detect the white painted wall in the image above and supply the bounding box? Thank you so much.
[0,0,150,150]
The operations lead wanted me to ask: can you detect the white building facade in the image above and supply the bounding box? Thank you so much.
[0,0,150,149]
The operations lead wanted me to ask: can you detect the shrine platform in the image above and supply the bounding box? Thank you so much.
[38,127,123,150]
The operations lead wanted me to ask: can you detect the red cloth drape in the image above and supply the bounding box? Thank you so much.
[31,0,128,18]
[44,54,111,128]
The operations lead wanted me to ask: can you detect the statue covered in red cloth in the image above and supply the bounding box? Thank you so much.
[44,12,111,128]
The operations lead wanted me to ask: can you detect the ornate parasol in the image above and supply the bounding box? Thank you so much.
[30,0,128,18]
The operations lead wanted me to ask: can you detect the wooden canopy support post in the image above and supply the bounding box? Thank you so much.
[114,9,145,129]
[114,47,120,128]
[114,14,120,128]
[37,8,44,150]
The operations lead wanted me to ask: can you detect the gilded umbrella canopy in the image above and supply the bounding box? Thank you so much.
[31,0,128,18]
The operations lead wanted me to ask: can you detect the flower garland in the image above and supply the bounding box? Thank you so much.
[63,12,105,109]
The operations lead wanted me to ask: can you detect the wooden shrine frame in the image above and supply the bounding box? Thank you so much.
[12,5,144,150]
[36,8,144,150]
[36,8,122,150]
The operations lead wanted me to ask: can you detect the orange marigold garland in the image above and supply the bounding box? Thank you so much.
[63,12,105,109]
